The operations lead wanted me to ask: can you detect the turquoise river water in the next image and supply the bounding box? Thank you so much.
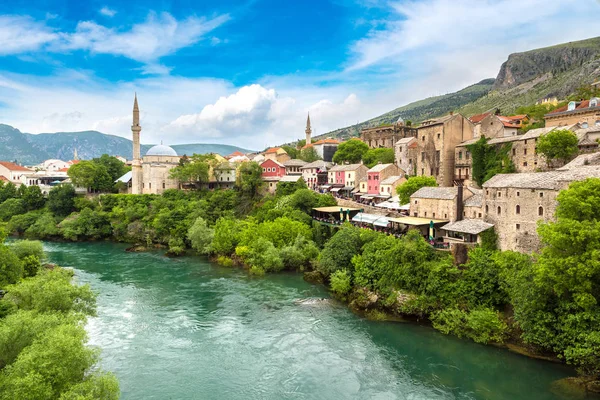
[43,241,579,400]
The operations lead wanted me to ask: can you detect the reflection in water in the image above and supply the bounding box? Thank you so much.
[45,241,574,400]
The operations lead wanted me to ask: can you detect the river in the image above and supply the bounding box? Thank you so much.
[43,241,576,400]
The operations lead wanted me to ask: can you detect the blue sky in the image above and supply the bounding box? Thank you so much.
[0,0,599,149]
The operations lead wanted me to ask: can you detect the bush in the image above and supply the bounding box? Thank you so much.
[59,209,112,241]
[431,308,507,344]
[216,256,234,267]
[7,212,40,236]
[47,185,76,217]
[25,214,59,239]
[0,245,23,289]
[187,217,214,255]
[236,238,283,273]
[211,217,242,256]
[330,270,352,297]
[21,255,42,278]
[318,227,364,277]
[10,240,45,261]
[0,198,25,222]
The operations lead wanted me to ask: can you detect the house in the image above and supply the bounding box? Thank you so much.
[115,156,127,163]
[394,137,417,176]
[312,139,340,162]
[409,186,475,221]
[264,147,291,164]
[213,162,237,189]
[261,159,286,193]
[327,163,368,196]
[441,219,494,246]
[301,160,332,189]
[379,175,406,197]
[283,159,308,175]
[416,113,475,187]
[360,117,417,149]
[482,166,600,252]
[367,163,401,196]
[545,97,600,128]
[470,113,529,138]
[0,161,33,184]
[40,159,70,172]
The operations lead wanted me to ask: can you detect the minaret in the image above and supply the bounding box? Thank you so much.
[131,93,143,194]
[73,148,79,161]
[305,113,312,145]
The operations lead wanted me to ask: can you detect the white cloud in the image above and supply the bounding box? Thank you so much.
[55,12,230,62]
[99,7,117,17]
[0,16,57,55]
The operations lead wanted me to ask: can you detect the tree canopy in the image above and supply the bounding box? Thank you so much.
[332,139,369,164]
[536,129,579,167]
[467,137,515,187]
[362,148,394,168]
[396,176,438,204]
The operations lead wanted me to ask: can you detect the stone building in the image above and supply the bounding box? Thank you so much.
[379,175,405,196]
[283,159,308,175]
[264,147,291,164]
[409,186,476,221]
[469,113,528,138]
[545,98,600,128]
[360,117,417,149]
[212,162,237,189]
[416,113,475,187]
[482,166,600,252]
[394,137,417,176]
[128,95,180,195]
[441,219,494,246]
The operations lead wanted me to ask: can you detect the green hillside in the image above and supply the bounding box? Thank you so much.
[316,36,600,142]
[0,124,255,165]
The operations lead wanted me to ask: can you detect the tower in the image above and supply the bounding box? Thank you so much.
[131,93,143,194]
[305,113,312,145]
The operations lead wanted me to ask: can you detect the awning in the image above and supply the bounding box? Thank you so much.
[360,194,375,199]
[331,187,342,192]
[388,216,448,226]
[351,212,381,224]
[373,217,390,227]
[375,194,391,199]
[341,186,354,191]
[351,188,360,193]
[321,185,332,189]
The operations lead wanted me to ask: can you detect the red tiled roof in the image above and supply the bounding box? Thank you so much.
[58,167,70,172]
[265,147,282,154]
[0,161,32,172]
[314,139,340,145]
[547,100,592,115]
[301,143,314,149]
[0,175,8,181]
[497,116,525,128]
[68,160,80,164]
[469,112,491,124]
[228,150,244,157]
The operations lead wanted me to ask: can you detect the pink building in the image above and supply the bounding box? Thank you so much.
[367,163,401,195]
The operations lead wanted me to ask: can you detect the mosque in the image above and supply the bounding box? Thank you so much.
[129,94,181,194]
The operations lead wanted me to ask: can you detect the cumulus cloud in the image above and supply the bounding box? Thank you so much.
[0,16,57,55]
[99,7,117,17]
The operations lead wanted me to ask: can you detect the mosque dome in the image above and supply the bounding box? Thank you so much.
[146,144,178,157]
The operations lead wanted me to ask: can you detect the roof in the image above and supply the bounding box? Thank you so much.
[58,167,70,172]
[0,175,8,181]
[329,163,366,172]
[388,216,448,226]
[279,175,304,183]
[265,147,285,154]
[0,161,32,172]
[381,175,404,185]
[228,151,245,157]
[441,219,494,235]
[469,112,491,124]
[368,163,396,173]
[115,171,132,183]
[457,126,558,148]
[546,100,599,117]
[419,113,459,127]
[497,115,527,129]
[146,144,178,157]
[314,139,340,145]
[483,166,600,189]
[314,206,361,213]
[260,159,284,167]
[559,152,600,169]
[411,186,458,200]
[464,193,483,207]
[301,160,332,169]
[395,137,416,146]
[283,159,308,167]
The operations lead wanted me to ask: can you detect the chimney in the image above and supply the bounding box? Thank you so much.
[456,183,464,221]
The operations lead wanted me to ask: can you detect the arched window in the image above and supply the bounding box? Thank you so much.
[568,101,576,111]
[581,122,589,129]
[485,205,489,213]
[591,98,599,107]
[497,206,501,215]
[538,207,544,216]
[516,205,520,214]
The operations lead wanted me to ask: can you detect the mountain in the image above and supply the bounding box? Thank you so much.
[314,79,495,141]
[316,36,600,141]
[0,124,255,165]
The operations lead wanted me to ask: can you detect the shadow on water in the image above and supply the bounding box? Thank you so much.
[43,241,581,400]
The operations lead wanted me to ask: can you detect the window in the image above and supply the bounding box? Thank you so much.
[581,122,589,128]
[466,151,471,160]
[421,168,425,175]
[421,152,425,161]
[478,213,482,218]
[512,148,516,156]
[413,212,417,217]
[486,190,489,195]
[162,182,165,189]
[435,150,440,162]
[524,140,528,145]
[568,101,576,111]
[422,136,425,142]
[498,192,501,198]
[444,213,447,218]
[538,207,544,216]
[149,183,151,189]
[516,224,520,230]
[539,192,544,198]
[516,205,520,214]
[497,206,501,215]
[424,212,427,217]
[433,213,436,218]
[485,205,489,213]
[523,162,528,167]
[459,151,463,160]
[414,200,418,204]
[524,148,527,155]
[437,133,441,139]
[516,191,520,197]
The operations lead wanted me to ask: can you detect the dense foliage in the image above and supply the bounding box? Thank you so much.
[467,137,515,187]
[396,176,438,204]
[68,155,129,193]
[536,129,579,167]
[362,148,395,168]
[0,238,119,399]
[332,139,369,164]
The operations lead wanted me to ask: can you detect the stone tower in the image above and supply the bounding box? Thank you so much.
[131,93,143,194]
[305,113,312,145]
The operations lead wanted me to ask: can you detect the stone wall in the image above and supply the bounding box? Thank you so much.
[410,198,456,220]
[336,198,389,216]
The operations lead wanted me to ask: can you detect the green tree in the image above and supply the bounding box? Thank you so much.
[211,217,243,256]
[0,198,25,222]
[318,227,365,276]
[10,240,45,261]
[332,139,369,164]
[0,182,17,203]
[467,137,515,186]
[275,179,307,197]
[93,154,130,182]
[0,244,23,288]
[169,154,213,188]
[299,147,321,162]
[362,148,394,168]
[537,129,579,166]
[67,161,113,192]
[47,185,76,217]
[235,162,264,207]
[396,176,438,204]
[187,217,214,254]
[281,145,299,159]
[20,186,45,211]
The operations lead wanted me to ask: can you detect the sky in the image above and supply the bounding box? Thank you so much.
[0,0,599,150]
